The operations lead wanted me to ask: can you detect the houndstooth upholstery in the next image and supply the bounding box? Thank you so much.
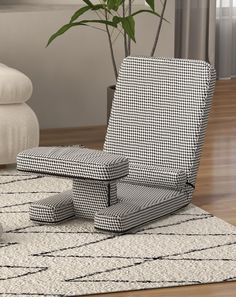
[104,57,215,186]
[73,179,117,219]
[17,147,129,181]
[95,56,216,231]
[17,56,216,232]
[17,147,129,223]
[95,183,189,232]
[29,190,75,223]
[122,165,187,189]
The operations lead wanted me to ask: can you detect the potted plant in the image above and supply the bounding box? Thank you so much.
[47,0,167,122]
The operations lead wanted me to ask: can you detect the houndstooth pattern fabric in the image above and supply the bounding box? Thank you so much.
[96,56,216,231]
[121,164,187,189]
[29,179,118,223]
[17,57,216,232]
[95,183,189,232]
[73,179,117,219]
[20,148,128,223]
[104,56,216,189]
[17,147,129,181]
[29,190,75,223]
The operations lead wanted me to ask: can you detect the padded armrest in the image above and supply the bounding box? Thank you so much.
[122,163,187,190]
[17,147,129,181]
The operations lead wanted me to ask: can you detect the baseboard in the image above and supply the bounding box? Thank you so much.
[40,125,107,149]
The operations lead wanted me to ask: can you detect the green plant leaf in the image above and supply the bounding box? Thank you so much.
[112,15,135,41]
[47,19,117,47]
[145,0,155,11]
[47,23,83,47]
[131,9,169,22]
[79,19,117,27]
[70,6,91,23]
[121,16,135,42]
[82,0,94,7]
[112,15,120,25]
[70,4,105,23]
[107,0,124,11]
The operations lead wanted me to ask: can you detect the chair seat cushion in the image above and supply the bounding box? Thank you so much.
[17,147,129,181]
[94,182,189,232]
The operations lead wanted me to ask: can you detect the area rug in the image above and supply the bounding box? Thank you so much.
[1,168,236,296]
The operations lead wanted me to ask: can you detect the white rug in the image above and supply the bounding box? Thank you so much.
[1,168,236,296]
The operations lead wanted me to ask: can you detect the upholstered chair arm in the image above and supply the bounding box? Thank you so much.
[17,147,129,181]
[121,164,188,190]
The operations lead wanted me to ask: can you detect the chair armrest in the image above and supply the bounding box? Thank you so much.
[17,146,129,181]
[122,163,187,190]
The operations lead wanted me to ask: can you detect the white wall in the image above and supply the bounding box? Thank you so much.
[0,2,175,129]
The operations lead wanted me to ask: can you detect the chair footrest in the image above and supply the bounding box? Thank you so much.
[29,190,75,224]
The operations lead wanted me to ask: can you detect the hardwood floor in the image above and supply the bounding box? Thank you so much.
[40,125,106,149]
[39,80,236,297]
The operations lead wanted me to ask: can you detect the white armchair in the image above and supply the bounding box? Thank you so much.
[0,64,39,165]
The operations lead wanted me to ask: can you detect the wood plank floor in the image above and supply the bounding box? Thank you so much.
[40,80,236,297]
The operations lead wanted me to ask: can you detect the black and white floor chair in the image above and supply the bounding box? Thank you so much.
[17,56,216,232]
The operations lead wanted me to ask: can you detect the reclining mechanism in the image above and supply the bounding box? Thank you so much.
[17,56,216,232]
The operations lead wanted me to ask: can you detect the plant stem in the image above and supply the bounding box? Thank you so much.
[111,26,124,44]
[128,0,132,55]
[122,2,128,57]
[111,0,135,44]
[150,0,167,57]
[105,10,118,79]
[87,25,106,32]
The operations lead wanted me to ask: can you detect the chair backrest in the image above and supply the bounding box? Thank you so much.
[104,56,216,188]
